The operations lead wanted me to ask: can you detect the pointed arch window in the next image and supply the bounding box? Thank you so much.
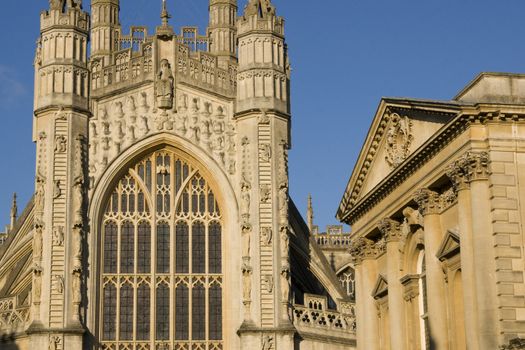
[100,149,223,348]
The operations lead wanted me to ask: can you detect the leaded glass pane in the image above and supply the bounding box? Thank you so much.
[192,222,205,274]
[120,222,134,274]
[119,284,134,340]
[176,223,189,274]
[157,223,170,273]
[137,222,151,274]
[176,284,189,340]
[137,284,151,340]
[156,284,170,340]
[103,284,117,340]
[209,222,222,274]
[104,222,118,274]
[192,284,206,340]
[209,285,222,340]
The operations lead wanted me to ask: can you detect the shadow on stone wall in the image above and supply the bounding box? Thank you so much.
[0,334,20,350]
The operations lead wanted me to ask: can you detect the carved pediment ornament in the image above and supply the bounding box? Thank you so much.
[446,151,490,191]
[385,113,413,169]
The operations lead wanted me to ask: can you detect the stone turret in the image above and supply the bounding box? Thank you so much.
[236,1,294,349]
[90,0,120,64]
[30,1,90,349]
[237,0,289,114]
[208,0,238,69]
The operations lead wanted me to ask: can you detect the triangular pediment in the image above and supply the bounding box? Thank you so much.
[436,229,460,261]
[372,274,388,299]
[337,98,460,223]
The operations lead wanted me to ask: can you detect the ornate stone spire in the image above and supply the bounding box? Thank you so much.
[161,0,171,27]
[307,194,314,232]
[10,193,17,230]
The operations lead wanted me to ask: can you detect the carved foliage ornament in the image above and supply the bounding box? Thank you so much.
[385,113,413,169]
[446,151,490,191]
[377,218,402,242]
[501,338,525,350]
[349,237,385,262]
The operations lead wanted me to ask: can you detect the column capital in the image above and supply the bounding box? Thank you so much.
[446,151,490,191]
[413,188,440,216]
[349,237,385,264]
[377,218,402,242]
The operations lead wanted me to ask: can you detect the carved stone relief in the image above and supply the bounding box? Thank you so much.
[262,275,274,294]
[261,227,272,245]
[52,226,64,247]
[260,184,271,203]
[385,113,413,169]
[54,135,67,153]
[54,275,64,294]
[262,334,274,350]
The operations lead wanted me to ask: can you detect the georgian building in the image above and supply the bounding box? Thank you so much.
[0,1,356,349]
[337,73,525,349]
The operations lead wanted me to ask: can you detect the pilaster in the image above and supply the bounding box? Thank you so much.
[413,188,449,349]
[377,218,406,350]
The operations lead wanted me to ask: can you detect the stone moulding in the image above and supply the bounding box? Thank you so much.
[338,109,510,225]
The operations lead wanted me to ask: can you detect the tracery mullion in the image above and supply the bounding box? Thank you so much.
[151,153,158,348]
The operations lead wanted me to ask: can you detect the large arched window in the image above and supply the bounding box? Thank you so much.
[100,149,223,349]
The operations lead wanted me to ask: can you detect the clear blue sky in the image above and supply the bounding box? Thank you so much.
[0,0,524,231]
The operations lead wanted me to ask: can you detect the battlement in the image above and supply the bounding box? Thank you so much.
[91,27,237,98]
[40,8,89,33]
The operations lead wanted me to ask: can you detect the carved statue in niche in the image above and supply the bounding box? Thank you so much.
[34,226,44,262]
[54,275,64,294]
[53,180,61,199]
[72,226,83,260]
[242,228,251,258]
[35,173,46,215]
[49,335,61,350]
[125,96,137,121]
[139,92,149,114]
[281,264,290,302]
[200,102,212,142]
[260,144,271,163]
[73,137,85,228]
[385,113,413,169]
[280,226,289,257]
[262,335,274,350]
[278,186,288,223]
[49,0,63,11]
[241,263,252,301]
[260,184,271,203]
[136,115,150,138]
[72,266,82,305]
[186,98,201,142]
[240,180,251,220]
[156,59,174,113]
[262,275,274,294]
[52,226,64,247]
[32,266,43,303]
[261,227,272,245]
[113,101,124,119]
[54,135,67,153]
[258,109,270,124]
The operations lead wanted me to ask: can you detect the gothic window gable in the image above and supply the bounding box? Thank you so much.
[99,148,223,349]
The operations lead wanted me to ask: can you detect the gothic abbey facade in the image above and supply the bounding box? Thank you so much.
[0,1,356,349]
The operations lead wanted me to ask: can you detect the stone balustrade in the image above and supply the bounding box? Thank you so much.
[313,233,352,248]
[293,301,356,337]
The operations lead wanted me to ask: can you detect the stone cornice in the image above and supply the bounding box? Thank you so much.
[338,109,506,225]
[377,218,402,242]
[446,151,490,191]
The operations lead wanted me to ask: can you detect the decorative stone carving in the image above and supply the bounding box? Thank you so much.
[261,227,272,245]
[501,338,525,350]
[281,264,290,302]
[49,335,61,350]
[262,275,274,294]
[262,335,274,350]
[259,143,271,162]
[413,188,440,216]
[53,180,61,199]
[73,136,85,228]
[156,59,174,113]
[72,266,82,305]
[260,184,271,203]
[385,113,413,168]
[54,135,67,153]
[241,263,252,301]
[32,265,43,305]
[258,109,270,124]
[377,218,402,242]
[52,226,64,247]
[349,237,385,263]
[280,225,289,258]
[49,0,63,11]
[54,275,64,294]
[446,151,490,191]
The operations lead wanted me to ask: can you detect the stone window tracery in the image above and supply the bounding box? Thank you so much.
[338,267,356,301]
[100,149,223,349]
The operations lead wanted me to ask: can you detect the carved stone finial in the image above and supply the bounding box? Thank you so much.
[377,218,402,242]
[413,188,440,216]
[161,0,171,26]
